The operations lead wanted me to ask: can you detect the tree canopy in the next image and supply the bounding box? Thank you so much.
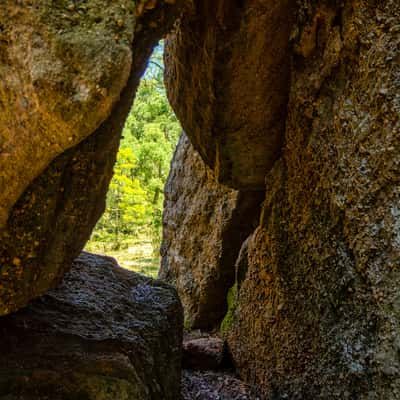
[89,44,180,250]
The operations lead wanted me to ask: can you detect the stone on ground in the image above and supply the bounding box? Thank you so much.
[182,370,258,400]
[183,336,226,371]
[0,252,183,400]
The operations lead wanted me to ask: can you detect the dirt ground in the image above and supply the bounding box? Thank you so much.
[182,369,260,400]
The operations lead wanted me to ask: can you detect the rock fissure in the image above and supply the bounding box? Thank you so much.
[0,0,399,399]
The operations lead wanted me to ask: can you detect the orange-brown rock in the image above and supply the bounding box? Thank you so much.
[0,0,184,315]
[225,1,400,398]
[164,0,294,190]
[1,0,399,398]
[163,0,400,398]
[0,0,135,228]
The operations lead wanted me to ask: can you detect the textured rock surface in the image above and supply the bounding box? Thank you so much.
[0,0,135,228]
[225,1,400,399]
[1,0,399,399]
[0,0,183,315]
[163,0,400,398]
[0,252,183,400]
[164,0,294,190]
[160,134,263,329]
[182,370,257,400]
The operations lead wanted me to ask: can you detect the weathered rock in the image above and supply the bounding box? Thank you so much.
[164,0,294,190]
[162,0,400,397]
[1,0,399,399]
[183,336,226,371]
[0,0,184,315]
[225,1,400,399]
[0,0,136,228]
[0,252,183,400]
[160,134,263,329]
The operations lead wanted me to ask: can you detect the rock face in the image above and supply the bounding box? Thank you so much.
[160,134,263,329]
[0,0,135,228]
[164,0,400,398]
[164,0,294,190]
[183,336,226,371]
[0,0,184,315]
[0,252,183,400]
[227,2,400,399]
[1,0,399,398]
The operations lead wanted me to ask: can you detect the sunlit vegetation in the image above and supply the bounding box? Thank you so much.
[86,44,180,274]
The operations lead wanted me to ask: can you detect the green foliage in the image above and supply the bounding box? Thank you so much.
[88,43,180,253]
[220,283,238,335]
[85,237,160,278]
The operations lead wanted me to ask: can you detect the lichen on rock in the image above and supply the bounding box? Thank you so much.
[220,283,237,335]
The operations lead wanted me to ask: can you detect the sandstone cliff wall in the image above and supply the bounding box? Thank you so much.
[163,0,400,398]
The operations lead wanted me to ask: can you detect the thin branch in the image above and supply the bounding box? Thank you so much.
[149,60,164,72]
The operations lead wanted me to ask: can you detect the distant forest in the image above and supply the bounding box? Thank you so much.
[88,44,181,252]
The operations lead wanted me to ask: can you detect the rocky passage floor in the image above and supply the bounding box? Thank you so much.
[182,370,259,400]
[181,332,259,400]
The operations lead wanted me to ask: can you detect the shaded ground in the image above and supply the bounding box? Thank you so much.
[182,370,259,400]
[182,332,259,400]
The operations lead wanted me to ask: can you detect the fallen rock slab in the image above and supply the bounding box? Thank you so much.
[0,252,183,400]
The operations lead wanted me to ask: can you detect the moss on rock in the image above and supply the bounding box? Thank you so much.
[220,283,238,335]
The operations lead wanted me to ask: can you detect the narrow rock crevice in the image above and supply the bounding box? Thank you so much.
[160,133,263,330]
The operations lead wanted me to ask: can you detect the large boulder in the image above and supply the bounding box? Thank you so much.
[0,0,134,229]
[164,0,400,398]
[164,0,294,190]
[0,252,183,400]
[0,0,184,315]
[160,134,263,329]
[225,1,400,399]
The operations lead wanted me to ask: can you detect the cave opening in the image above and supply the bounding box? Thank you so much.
[85,42,181,278]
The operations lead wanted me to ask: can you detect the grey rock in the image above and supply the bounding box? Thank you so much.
[0,252,183,400]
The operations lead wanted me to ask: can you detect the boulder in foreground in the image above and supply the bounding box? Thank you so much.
[0,252,183,400]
